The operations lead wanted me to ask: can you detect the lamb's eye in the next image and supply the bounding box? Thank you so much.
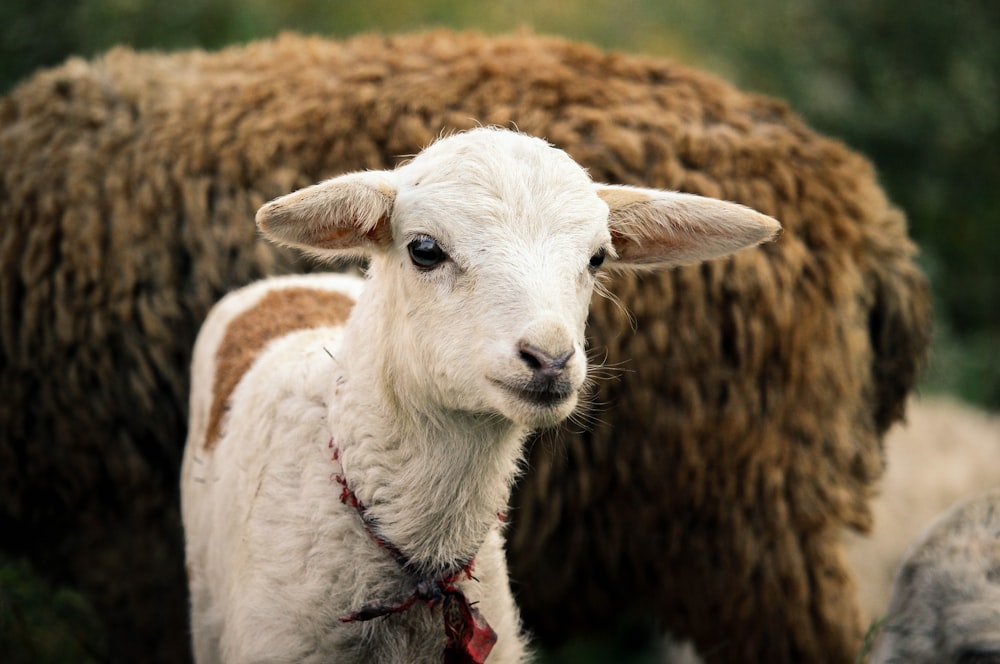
[588,247,607,271]
[407,237,447,269]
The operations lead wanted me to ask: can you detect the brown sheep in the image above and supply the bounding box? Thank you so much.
[0,30,930,663]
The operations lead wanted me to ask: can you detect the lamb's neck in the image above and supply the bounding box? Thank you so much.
[332,396,527,575]
[331,308,528,574]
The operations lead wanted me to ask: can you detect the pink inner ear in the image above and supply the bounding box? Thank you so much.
[609,229,634,257]
[365,219,393,248]
[307,217,391,251]
[610,225,687,263]
[313,226,361,250]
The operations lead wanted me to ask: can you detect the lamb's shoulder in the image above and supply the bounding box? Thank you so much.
[181,275,371,660]
[189,273,363,453]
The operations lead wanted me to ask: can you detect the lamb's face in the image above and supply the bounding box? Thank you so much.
[378,133,612,429]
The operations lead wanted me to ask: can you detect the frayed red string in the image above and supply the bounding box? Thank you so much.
[329,439,496,663]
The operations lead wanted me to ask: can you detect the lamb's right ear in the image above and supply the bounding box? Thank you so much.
[256,171,396,261]
[597,185,781,269]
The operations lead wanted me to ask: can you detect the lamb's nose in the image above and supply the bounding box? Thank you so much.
[518,342,575,378]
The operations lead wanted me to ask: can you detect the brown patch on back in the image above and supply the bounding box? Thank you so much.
[204,287,355,450]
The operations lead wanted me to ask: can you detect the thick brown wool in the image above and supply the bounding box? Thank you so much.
[0,31,930,663]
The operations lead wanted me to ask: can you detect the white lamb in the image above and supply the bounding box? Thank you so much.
[179,127,780,663]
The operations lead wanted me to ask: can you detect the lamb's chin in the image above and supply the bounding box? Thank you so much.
[494,388,579,431]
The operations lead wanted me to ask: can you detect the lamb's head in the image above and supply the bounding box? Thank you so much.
[257,128,780,430]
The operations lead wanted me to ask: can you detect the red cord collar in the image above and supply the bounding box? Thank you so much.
[330,440,498,664]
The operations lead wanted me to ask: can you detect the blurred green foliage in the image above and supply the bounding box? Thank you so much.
[2,0,997,406]
[0,554,105,663]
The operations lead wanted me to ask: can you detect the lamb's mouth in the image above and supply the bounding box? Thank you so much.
[493,377,574,407]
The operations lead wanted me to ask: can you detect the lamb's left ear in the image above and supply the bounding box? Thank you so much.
[256,170,396,261]
[597,185,781,269]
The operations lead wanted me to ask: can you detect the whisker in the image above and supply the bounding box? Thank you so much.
[584,347,635,389]
[593,280,637,332]
[565,405,609,433]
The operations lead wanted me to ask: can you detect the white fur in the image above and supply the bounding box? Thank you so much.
[869,488,1000,663]
[180,128,779,663]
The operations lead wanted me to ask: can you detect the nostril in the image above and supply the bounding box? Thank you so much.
[517,342,575,376]
[519,348,543,371]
